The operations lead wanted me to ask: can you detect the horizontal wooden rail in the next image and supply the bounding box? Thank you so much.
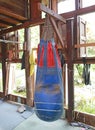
[75,43,95,48]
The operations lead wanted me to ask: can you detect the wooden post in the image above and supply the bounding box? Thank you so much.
[1,40,7,96]
[30,0,41,19]
[66,19,74,122]
[24,28,34,106]
[50,0,57,12]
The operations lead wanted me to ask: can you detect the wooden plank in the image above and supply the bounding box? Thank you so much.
[74,111,95,127]
[62,5,95,19]
[0,6,27,20]
[25,28,34,107]
[0,92,4,98]
[0,15,19,24]
[75,43,95,48]
[0,0,26,9]
[0,19,16,27]
[50,17,64,47]
[0,39,20,44]
[50,17,67,58]
[73,57,95,64]
[0,0,27,17]
[0,18,45,36]
[38,3,66,23]
[1,42,7,96]
[0,23,8,28]
[30,0,41,19]
[7,94,26,104]
[66,19,74,122]
[5,63,10,96]
[51,0,57,12]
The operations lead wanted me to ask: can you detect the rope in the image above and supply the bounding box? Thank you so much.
[41,15,54,41]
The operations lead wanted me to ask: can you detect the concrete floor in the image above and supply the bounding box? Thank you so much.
[0,99,94,130]
[14,113,82,130]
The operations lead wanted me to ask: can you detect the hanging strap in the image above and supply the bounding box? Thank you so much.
[41,15,54,41]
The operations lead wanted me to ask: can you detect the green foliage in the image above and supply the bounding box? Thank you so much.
[18,29,24,43]
[13,90,26,97]
[75,96,95,114]
[74,64,84,86]
[16,63,21,69]
[74,64,95,114]
[30,26,40,48]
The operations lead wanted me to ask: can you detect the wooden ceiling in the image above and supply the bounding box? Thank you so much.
[0,0,28,30]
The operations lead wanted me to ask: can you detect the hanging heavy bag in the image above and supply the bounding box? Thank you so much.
[34,39,64,122]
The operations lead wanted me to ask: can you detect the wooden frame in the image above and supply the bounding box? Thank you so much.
[0,0,95,127]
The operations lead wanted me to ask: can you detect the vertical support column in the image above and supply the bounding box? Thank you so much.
[25,28,33,106]
[30,0,41,20]
[66,19,74,122]
[74,0,83,59]
[51,0,57,12]
[1,41,7,96]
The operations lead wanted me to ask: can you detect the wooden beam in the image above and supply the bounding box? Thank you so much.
[73,57,95,64]
[30,0,41,19]
[0,18,45,36]
[25,28,34,107]
[50,17,64,48]
[66,19,74,122]
[51,0,57,12]
[7,94,26,104]
[0,39,21,44]
[1,42,7,96]
[74,110,95,127]
[62,5,95,19]
[0,19,16,27]
[5,63,10,96]
[0,23,8,28]
[0,15,19,24]
[0,92,4,98]
[75,43,95,48]
[38,3,66,23]
[0,6,27,20]
[49,17,67,58]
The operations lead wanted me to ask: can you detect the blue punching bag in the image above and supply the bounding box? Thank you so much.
[34,39,64,122]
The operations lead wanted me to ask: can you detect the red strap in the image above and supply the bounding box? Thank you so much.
[47,42,55,67]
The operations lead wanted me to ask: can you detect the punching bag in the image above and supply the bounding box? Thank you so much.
[34,38,64,122]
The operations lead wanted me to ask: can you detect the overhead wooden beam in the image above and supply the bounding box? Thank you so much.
[0,15,19,24]
[0,6,27,20]
[38,3,66,23]
[0,18,45,36]
[62,5,95,19]
[0,19,16,27]
[0,23,8,28]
